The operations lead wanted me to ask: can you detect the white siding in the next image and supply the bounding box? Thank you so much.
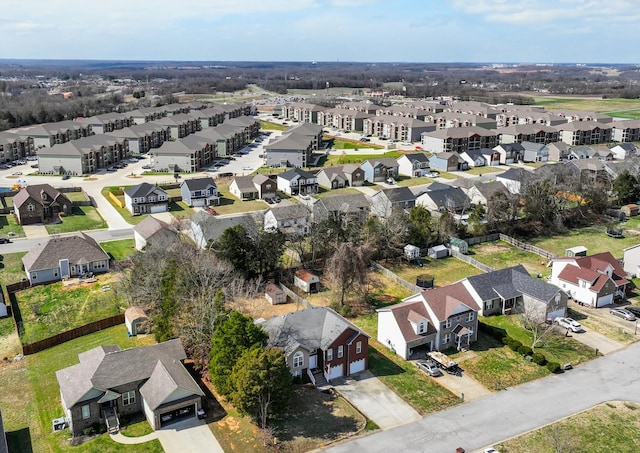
[377,311,409,359]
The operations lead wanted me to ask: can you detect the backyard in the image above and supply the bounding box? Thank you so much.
[468,240,551,277]
[385,256,482,288]
[100,239,137,262]
[45,205,107,234]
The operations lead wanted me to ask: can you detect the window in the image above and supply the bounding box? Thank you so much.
[337,345,344,358]
[31,273,37,280]
[356,341,362,354]
[443,333,451,344]
[81,405,90,420]
[123,391,136,406]
[293,351,304,368]
[418,322,425,334]
[27,203,35,212]
[444,319,452,329]
[326,348,333,361]
[485,300,494,310]
[465,312,475,322]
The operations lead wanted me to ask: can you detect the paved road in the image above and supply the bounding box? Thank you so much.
[0,228,134,253]
[323,341,640,453]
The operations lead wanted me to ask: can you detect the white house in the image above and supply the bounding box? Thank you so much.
[124,183,169,215]
[397,153,430,178]
[623,244,640,277]
[263,204,311,236]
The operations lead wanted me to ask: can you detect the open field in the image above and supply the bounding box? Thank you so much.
[260,120,287,131]
[468,241,551,277]
[17,274,127,344]
[496,401,640,452]
[386,256,482,288]
[0,325,160,453]
[531,96,640,115]
[45,205,107,234]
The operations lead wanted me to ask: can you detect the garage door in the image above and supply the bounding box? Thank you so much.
[327,364,343,381]
[547,307,565,321]
[159,404,196,428]
[150,205,166,214]
[349,359,365,375]
[597,294,613,308]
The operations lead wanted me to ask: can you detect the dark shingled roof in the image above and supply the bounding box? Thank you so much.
[22,232,109,272]
[181,177,216,192]
[124,182,167,198]
[466,265,560,303]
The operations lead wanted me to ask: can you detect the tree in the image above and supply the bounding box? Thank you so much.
[612,170,640,204]
[517,300,555,350]
[209,310,268,396]
[467,203,487,236]
[230,346,293,429]
[325,241,373,307]
[407,205,435,249]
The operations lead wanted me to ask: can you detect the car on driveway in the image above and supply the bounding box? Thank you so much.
[624,306,640,318]
[12,171,22,176]
[415,359,442,377]
[554,317,584,333]
[0,238,11,244]
[610,308,636,321]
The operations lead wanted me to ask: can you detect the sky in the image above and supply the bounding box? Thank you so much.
[2,0,639,63]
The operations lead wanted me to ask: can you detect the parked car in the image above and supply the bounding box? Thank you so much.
[62,174,70,180]
[274,195,281,203]
[483,449,500,453]
[12,171,22,176]
[554,317,584,333]
[26,156,38,161]
[141,164,152,170]
[30,164,38,168]
[415,359,442,377]
[610,308,636,321]
[0,238,11,244]
[106,167,117,172]
[624,306,640,318]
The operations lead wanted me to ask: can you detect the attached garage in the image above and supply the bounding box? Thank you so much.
[327,364,343,381]
[547,307,566,321]
[597,294,613,308]
[150,204,167,214]
[349,359,365,375]
[159,404,196,428]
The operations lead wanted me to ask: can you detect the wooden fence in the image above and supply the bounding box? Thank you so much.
[499,233,558,260]
[450,250,495,273]
[464,233,500,246]
[372,262,421,293]
[280,283,312,309]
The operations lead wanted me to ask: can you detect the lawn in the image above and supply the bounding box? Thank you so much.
[0,213,25,238]
[17,276,128,345]
[532,96,640,114]
[100,239,136,262]
[480,315,596,366]
[324,151,402,166]
[100,187,159,225]
[168,200,195,219]
[496,401,640,452]
[0,325,160,453]
[314,187,361,197]
[64,192,90,202]
[529,223,640,259]
[464,166,504,176]
[332,139,384,150]
[385,256,482,288]
[468,241,551,277]
[260,120,286,131]
[0,251,28,284]
[45,206,107,234]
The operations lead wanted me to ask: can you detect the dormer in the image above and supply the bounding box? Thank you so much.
[407,310,429,335]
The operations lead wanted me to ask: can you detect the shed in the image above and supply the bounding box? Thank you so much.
[416,274,434,289]
[404,244,420,260]
[565,246,587,257]
[125,306,149,336]
[449,238,468,255]
[428,244,449,259]
[621,204,640,217]
[265,282,286,305]
[294,269,320,294]
[0,290,7,318]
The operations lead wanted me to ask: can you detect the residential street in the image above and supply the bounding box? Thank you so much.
[322,341,640,453]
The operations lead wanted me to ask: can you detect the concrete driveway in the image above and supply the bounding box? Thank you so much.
[155,418,224,453]
[332,371,421,430]
[430,355,492,402]
[565,329,623,355]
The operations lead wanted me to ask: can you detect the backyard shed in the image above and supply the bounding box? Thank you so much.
[125,306,149,336]
[565,246,587,257]
[416,274,435,289]
[0,290,6,318]
[404,244,420,260]
[294,269,320,294]
[428,245,449,259]
[621,204,639,217]
[449,238,468,255]
[265,282,286,305]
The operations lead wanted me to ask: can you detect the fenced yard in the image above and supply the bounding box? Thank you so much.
[467,241,552,277]
[385,256,482,288]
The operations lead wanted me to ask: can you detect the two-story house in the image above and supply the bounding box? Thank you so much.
[370,187,416,218]
[360,158,399,183]
[229,175,277,201]
[180,177,219,207]
[124,183,169,215]
[276,168,318,196]
[13,184,73,225]
[263,204,311,236]
[428,152,468,172]
[397,153,430,177]
[315,164,365,189]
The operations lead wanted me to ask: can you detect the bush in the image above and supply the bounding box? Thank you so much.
[517,345,533,356]
[501,336,511,345]
[532,352,547,366]
[546,361,561,373]
[508,339,522,351]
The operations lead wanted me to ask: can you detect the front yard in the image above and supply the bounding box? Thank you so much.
[45,205,107,234]
[0,213,25,238]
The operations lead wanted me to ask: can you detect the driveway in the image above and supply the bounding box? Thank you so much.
[565,329,624,355]
[155,418,224,453]
[429,353,492,402]
[332,371,421,430]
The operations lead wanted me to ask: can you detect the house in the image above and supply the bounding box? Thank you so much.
[276,168,319,196]
[428,152,467,172]
[610,143,637,160]
[133,215,179,251]
[188,211,257,249]
[360,158,399,183]
[521,141,549,163]
[377,282,479,359]
[370,187,416,218]
[311,193,370,224]
[459,149,486,167]
[397,153,430,177]
[493,143,525,164]
[180,177,219,207]
[259,306,369,384]
[22,232,110,284]
[13,184,73,225]
[265,282,286,305]
[229,175,277,201]
[416,186,470,214]
[124,183,169,215]
[294,269,320,293]
[546,142,571,162]
[623,244,640,277]
[55,339,204,437]
[496,168,530,194]
[264,204,311,236]
[125,306,149,336]
[463,265,567,321]
[564,158,607,183]
[315,164,365,189]
[464,181,509,206]
[550,252,629,307]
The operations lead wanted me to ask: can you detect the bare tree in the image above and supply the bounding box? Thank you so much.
[325,241,373,307]
[545,424,582,453]
[517,300,555,350]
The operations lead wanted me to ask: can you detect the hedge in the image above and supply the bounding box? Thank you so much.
[517,345,533,356]
[546,361,561,373]
[532,352,547,366]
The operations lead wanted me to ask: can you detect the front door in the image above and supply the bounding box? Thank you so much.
[309,354,317,369]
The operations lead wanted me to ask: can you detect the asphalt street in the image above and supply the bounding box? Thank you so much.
[322,341,640,453]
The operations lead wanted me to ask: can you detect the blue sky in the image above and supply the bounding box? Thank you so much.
[2,0,639,63]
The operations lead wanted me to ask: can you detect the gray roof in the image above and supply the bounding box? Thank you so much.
[473,181,508,199]
[22,232,109,272]
[260,306,369,357]
[465,265,560,303]
[133,215,176,240]
[401,153,429,164]
[124,182,168,198]
[278,168,315,181]
[56,339,203,409]
[268,204,310,221]
[380,186,416,203]
[190,211,257,244]
[312,193,370,219]
[181,177,216,192]
[420,186,469,209]
[497,167,529,182]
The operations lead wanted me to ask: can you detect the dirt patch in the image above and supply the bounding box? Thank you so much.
[473,243,511,254]
[83,177,98,181]
[228,296,306,320]
[125,174,143,179]
[0,332,21,358]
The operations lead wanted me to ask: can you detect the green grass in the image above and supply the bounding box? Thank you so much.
[17,279,128,345]
[496,401,640,453]
[324,151,402,166]
[332,139,384,150]
[604,108,640,119]
[64,192,89,202]
[385,256,482,288]
[468,241,551,277]
[532,96,640,113]
[0,213,25,238]
[0,251,28,284]
[396,176,435,187]
[100,239,136,262]
[480,316,596,366]
[120,418,155,438]
[529,223,640,259]
[45,206,107,234]
[0,316,15,338]
[260,120,286,131]
[100,187,154,225]
[211,183,269,215]
[0,325,160,453]
[314,187,361,197]
[169,200,195,219]
[464,166,504,176]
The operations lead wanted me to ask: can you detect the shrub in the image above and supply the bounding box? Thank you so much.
[508,339,522,351]
[532,352,547,366]
[546,361,561,373]
[501,336,511,345]
[518,345,533,356]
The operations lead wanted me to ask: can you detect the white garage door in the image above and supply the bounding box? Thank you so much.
[150,205,166,214]
[597,294,613,308]
[547,307,565,321]
[349,359,365,375]
[327,364,343,381]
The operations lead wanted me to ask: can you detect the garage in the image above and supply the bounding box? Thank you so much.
[597,294,613,308]
[150,204,168,214]
[327,364,343,381]
[159,404,196,428]
[349,359,365,375]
